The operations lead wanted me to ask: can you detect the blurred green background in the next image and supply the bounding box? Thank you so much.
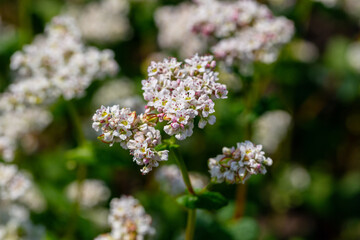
[0,0,360,239]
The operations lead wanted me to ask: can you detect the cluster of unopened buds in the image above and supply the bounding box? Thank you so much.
[95,195,155,240]
[208,141,273,184]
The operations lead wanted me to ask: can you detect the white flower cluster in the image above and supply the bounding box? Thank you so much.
[343,0,360,23]
[155,0,294,67]
[211,17,294,65]
[66,179,111,208]
[1,15,118,110]
[0,17,15,39]
[142,54,228,140]
[0,15,118,161]
[347,41,360,73]
[288,39,319,63]
[0,204,45,240]
[0,163,45,239]
[0,108,52,162]
[155,3,205,58]
[155,164,208,195]
[252,110,292,154]
[92,105,169,174]
[0,163,31,201]
[208,141,273,184]
[71,0,131,44]
[95,195,155,240]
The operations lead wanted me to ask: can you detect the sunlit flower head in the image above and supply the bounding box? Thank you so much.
[208,141,273,184]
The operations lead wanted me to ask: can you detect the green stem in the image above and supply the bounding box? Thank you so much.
[64,100,88,239]
[63,164,87,240]
[18,0,32,45]
[185,209,196,240]
[66,101,86,146]
[234,70,265,219]
[172,149,195,195]
[171,149,197,240]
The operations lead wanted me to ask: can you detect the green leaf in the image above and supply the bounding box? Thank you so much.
[177,191,228,210]
[65,142,95,164]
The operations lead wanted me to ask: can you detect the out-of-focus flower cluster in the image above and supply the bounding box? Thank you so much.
[66,179,111,208]
[0,17,15,38]
[347,41,360,73]
[0,108,52,162]
[70,0,131,44]
[155,3,205,58]
[288,39,319,63]
[155,0,294,68]
[0,163,31,201]
[0,15,118,162]
[92,105,168,174]
[142,54,227,140]
[252,110,292,154]
[95,195,155,240]
[0,204,45,240]
[155,164,208,195]
[3,15,118,109]
[208,141,273,184]
[0,163,46,239]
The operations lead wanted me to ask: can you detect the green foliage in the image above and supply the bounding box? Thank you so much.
[177,191,228,210]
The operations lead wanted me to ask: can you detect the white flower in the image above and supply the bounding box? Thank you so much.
[212,17,294,66]
[0,108,52,162]
[70,0,131,44]
[66,179,110,208]
[95,195,155,240]
[92,105,169,174]
[208,141,273,184]
[0,163,31,201]
[0,204,45,240]
[155,0,294,68]
[4,15,118,111]
[252,110,292,154]
[141,54,227,140]
[155,3,205,58]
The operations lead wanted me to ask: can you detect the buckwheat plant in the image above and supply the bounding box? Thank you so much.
[1,15,118,111]
[66,179,111,208]
[142,54,227,140]
[0,15,118,161]
[155,0,294,69]
[208,141,273,184]
[92,105,169,174]
[93,54,227,173]
[92,54,233,239]
[95,195,155,240]
[0,163,46,239]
